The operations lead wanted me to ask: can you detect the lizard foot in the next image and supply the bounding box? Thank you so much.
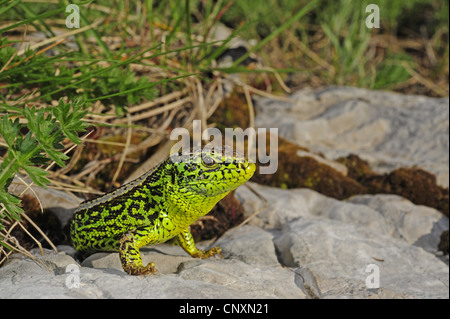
[194,246,224,259]
[123,262,157,276]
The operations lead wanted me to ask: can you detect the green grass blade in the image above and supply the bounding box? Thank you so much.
[0,7,65,33]
[86,72,197,103]
[231,0,319,68]
[0,0,20,16]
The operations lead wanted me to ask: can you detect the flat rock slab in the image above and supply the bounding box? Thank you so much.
[255,86,449,187]
[238,183,449,298]
[1,183,447,298]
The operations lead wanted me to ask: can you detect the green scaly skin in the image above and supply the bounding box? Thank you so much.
[70,147,255,276]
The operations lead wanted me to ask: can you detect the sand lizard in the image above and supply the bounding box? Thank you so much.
[70,147,255,275]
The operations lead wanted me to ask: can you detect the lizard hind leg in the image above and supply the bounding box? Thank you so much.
[119,230,156,276]
[176,228,223,259]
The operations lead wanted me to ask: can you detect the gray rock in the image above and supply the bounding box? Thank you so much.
[9,177,81,226]
[236,183,449,299]
[1,183,447,298]
[255,86,449,187]
[0,229,305,298]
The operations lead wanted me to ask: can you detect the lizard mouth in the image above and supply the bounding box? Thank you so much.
[244,162,256,177]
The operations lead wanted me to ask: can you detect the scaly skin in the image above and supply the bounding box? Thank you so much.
[70,147,255,275]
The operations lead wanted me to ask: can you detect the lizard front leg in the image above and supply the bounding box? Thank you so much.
[119,229,157,276]
[176,227,223,259]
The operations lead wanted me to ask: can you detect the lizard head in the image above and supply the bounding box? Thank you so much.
[167,146,256,198]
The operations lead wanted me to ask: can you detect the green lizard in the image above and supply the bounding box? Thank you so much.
[70,147,255,276]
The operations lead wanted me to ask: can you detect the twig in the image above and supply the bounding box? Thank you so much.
[113,96,192,124]
[401,61,448,96]
[17,216,45,256]
[0,233,52,271]
[112,113,132,185]
[196,77,207,132]
[16,18,103,56]
[5,38,67,71]
[206,78,225,118]
[16,175,43,213]
[227,74,293,102]
[243,85,255,151]
[234,183,269,229]
[0,25,27,74]
[127,89,188,114]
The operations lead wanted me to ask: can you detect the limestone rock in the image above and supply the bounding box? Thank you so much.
[255,86,449,187]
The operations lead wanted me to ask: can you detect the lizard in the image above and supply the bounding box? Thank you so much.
[69,147,255,276]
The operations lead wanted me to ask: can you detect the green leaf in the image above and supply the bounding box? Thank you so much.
[0,152,20,189]
[0,189,23,221]
[0,239,14,250]
[22,105,67,166]
[42,146,69,167]
[0,116,20,148]
[22,165,49,187]
[19,131,37,154]
[51,98,87,145]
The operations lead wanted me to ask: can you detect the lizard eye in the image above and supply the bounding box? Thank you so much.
[202,156,216,167]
